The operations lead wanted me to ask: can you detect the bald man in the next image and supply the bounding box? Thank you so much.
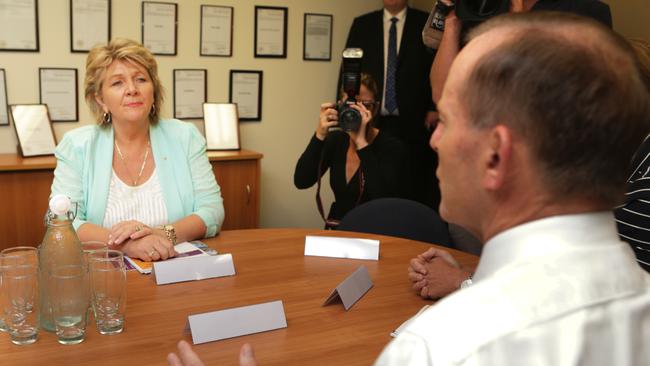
[379,11,650,366]
[168,11,650,366]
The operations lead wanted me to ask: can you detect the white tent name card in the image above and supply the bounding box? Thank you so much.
[322,266,373,310]
[187,300,287,344]
[153,253,235,285]
[304,235,379,260]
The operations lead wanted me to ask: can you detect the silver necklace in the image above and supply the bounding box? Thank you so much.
[114,139,150,186]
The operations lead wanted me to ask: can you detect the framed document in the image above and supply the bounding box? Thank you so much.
[39,68,78,122]
[303,13,332,61]
[10,104,57,157]
[200,5,232,57]
[173,69,206,119]
[142,1,177,56]
[254,6,287,58]
[0,0,39,52]
[229,70,262,122]
[203,103,240,151]
[0,69,8,126]
[70,0,111,53]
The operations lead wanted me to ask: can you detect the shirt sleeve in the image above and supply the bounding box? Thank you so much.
[50,132,88,231]
[374,333,435,366]
[294,134,328,189]
[187,125,224,237]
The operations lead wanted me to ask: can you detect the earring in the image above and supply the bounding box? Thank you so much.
[102,112,112,124]
[150,105,156,116]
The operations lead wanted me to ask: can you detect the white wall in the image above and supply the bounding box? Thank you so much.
[0,0,382,229]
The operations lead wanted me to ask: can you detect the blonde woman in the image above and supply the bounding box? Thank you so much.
[51,39,224,262]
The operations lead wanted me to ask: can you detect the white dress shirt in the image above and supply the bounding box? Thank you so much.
[382,7,406,116]
[375,212,650,365]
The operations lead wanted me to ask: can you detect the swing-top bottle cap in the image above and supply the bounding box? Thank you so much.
[49,194,71,216]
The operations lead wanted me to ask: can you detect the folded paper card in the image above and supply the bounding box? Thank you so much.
[304,236,380,260]
[153,253,235,285]
[323,266,373,310]
[187,300,287,344]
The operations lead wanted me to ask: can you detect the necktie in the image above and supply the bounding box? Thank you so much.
[385,17,398,114]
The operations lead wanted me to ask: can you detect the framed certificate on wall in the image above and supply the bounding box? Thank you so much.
[39,68,79,122]
[303,13,332,61]
[0,69,8,126]
[200,5,232,57]
[70,0,111,52]
[254,6,287,58]
[142,1,177,55]
[0,0,39,52]
[229,70,262,122]
[173,69,207,119]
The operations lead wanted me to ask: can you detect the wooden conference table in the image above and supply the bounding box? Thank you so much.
[0,228,479,365]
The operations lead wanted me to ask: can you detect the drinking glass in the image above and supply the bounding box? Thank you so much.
[88,250,126,335]
[0,247,38,333]
[1,264,39,345]
[81,241,108,321]
[52,265,88,344]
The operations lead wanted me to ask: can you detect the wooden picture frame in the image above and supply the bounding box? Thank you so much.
[70,0,111,53]
[10,104,57,157]
[229,70,262,122]
[200,5,232,57]
[203,103,241,151]
[254,6,287,58]
[303,13,332,61]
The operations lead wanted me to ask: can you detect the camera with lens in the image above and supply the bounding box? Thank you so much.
[423,0,510,49]
[336,48,364,133]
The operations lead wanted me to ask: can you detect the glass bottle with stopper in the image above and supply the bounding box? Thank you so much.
[38,194,83,332]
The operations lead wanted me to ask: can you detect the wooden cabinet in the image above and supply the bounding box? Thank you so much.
[208,150,262,230]
[0,150,263,251]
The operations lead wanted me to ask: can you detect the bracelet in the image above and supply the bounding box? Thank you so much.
[158,224,177,245]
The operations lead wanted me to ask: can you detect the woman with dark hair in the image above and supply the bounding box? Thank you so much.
[294,73,410,227]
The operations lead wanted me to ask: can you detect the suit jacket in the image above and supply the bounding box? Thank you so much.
[51,119,225,237]
[344,7,434,143]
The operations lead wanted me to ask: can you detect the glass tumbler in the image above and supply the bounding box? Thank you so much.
[88,249,126,335]
[52,264,88,344]
[0,246,38,334]
[1,263,39,345]
[81,241,108,321]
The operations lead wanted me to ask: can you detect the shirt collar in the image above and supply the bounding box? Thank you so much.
[384,7,407,23]
[473,211,620,282]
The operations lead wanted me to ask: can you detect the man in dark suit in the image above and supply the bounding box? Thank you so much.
[343,0,440,209]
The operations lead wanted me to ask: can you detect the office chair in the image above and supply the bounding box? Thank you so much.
[337,198,452,247]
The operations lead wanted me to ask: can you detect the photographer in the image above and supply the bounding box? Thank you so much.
[294,73,410,228]
[429,0,612,103]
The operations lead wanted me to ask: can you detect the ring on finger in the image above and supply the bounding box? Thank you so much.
[148,250,156,257]
[135,225,142,232]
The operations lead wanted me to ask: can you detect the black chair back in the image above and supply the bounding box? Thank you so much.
[337,198,452,247]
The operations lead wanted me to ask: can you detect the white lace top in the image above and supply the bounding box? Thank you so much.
[102,168,168,229]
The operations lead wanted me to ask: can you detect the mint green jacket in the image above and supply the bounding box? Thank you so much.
[50,119,224,237]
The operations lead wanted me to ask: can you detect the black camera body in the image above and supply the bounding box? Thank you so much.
[337,48,364,132]
[455,0,510,23]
